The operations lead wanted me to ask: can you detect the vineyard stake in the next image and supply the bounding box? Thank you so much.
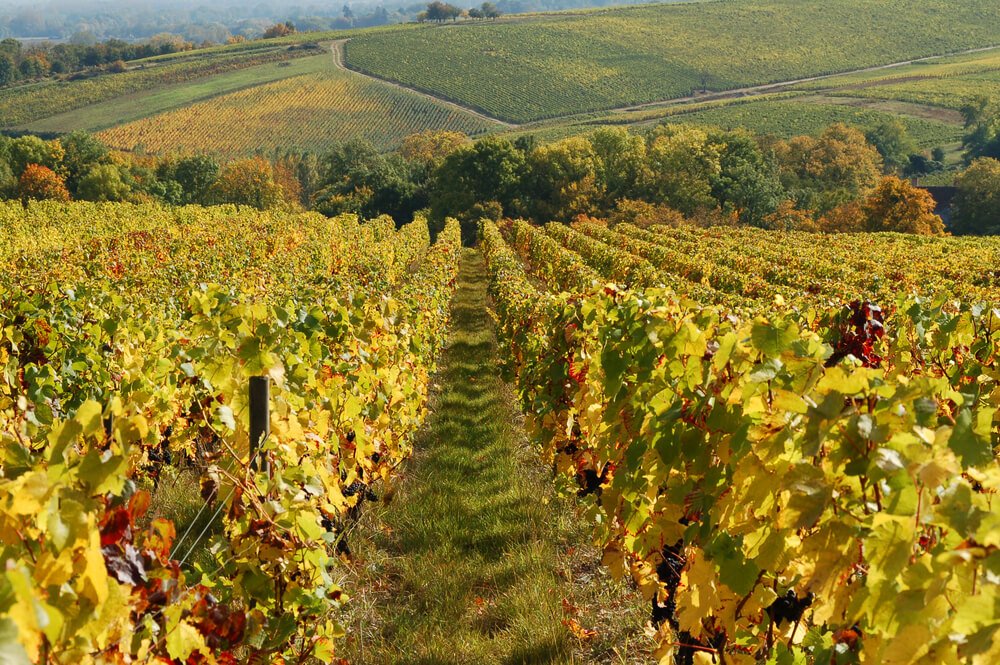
[249,376,271,475]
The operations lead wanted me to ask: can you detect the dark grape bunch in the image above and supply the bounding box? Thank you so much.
[826,300,885,368]
[766,589,814,626]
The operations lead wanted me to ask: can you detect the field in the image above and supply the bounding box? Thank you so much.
[829,67,1000,112]
[3,0,995,164]
[96,65,498,156]
[527,96,964,149]
[4,192,1000,663]
[18,55,333,134]
[0,45,320,129]
[344,0,1000,122]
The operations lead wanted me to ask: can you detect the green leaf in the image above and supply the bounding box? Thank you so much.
[949,408,994,468]
[0,618,30,665]
[705,533,760,596]
[751,319,798,358]
[73,400,104,436]
[77,450,126,494]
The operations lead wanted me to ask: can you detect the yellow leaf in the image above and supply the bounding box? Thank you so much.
[166,619,206,661]
[74,400,104,436]
[677,553,719,633]
[77,530,109,605]
[6,472,51,518]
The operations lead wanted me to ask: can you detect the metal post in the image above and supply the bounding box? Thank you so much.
[249,376,270,474]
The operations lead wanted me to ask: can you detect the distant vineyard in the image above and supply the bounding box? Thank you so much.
[831,70,1000,111]
[654,99,962,148]
[97,69,498,156]
[0,47,312,129]
[344,0,1000,122]
[483,218,1000,663]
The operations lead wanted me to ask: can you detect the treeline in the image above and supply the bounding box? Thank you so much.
[3,113,998,235]
[0,34,194,86]
[0,132,305,210]
[306,121,994,236]
[417,2,501,22]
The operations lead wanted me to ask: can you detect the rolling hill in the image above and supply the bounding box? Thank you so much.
[343,0,1000,123]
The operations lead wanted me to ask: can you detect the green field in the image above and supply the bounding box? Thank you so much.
[19,55,332,134]
[343,0,1000,123]
[0,45,324,129]
[829,69,1000,111]
[505,94,962,148]
[652,98,962,146]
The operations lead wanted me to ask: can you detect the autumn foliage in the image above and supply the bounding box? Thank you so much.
[819,176,945,235]
[17,163,70,202]
[210,157,291,210]
[862,176,945,235]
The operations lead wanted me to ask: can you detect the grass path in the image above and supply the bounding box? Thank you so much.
[341,249,647,664]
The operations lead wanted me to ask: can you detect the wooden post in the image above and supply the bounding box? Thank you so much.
[249,376,270,474]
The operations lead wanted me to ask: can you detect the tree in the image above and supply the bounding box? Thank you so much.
[263,22,296,38]
[589,127,647,208]
[861,176,945,235]
[61,131,110,193]
[430,136,526,221]
[0,160,16,198]
[18,55,44,78]
[425,1,462,22]
[961,97,1000,162]
[313,140,423,220]
[468,7,484,19]
[77,163,130,201]
[400,130,470,170]
[0,55,15,86]
[481,2,501,18]
[8,136,64,176]
[18,164,70,202]
[709,129,783,227]
[762,200,818,232]
[904,153,943,178]
[171,155,220,204]
[147,178,185,206]
[210,157,288,209]
[646,125,722,215]
[526,136,600,222]
[608,198,685,228]
[774,123,882,214]
[952,158,1000,235]
[866,119,917,174]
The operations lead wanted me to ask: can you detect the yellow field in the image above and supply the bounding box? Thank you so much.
[97,69,498,155]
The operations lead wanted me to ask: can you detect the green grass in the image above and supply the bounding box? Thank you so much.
[338,249,648,664]
[344,0,1000,123]
[653,98,963,147]
[19,55,332,134]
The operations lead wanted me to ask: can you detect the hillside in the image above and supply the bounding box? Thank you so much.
[343,0,1000,123]
[93,58,497,156]
[0,0,994,162]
